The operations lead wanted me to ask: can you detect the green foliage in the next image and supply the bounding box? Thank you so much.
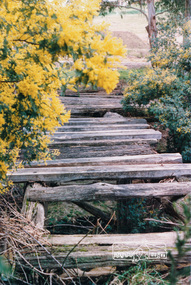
[108,261,167,285]
[0,256,11,281]
[168,196,191,284]
[118,198,161,233]
[122,18,191,161]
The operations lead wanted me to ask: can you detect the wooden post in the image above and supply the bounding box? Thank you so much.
[21,184,45,229]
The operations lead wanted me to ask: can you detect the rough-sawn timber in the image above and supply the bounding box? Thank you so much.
[51,129,162,141]
[10,163,191,183]
[29,153,182,168]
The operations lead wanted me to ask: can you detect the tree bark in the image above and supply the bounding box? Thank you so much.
[146,0,157,47]
[185,0,191,18]
[184,0,191,46]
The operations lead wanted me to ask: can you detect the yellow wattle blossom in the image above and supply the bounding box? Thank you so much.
[0,0,125,192]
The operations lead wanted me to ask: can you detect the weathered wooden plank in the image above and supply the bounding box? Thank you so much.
[47,232,188,246]
[57,123,149,131]
[29,153,182,168]
[17,232,191,270]
[26,182,191,202]
[49,139,158,147]
[63,88,121,97]
[49,144,156,159]
[9,164,191,183]
[66,117,147,125]
[51,129,162,141]
[60,97,123,105]
[66,108,123,116]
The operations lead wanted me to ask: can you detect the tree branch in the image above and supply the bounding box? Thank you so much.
[0,80,19,83]
[120,5,149,21]
[101,3,149,22]
[156,9,169,16]
[14,39,39,46]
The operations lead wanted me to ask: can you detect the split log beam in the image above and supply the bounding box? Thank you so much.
[26,182,191,202]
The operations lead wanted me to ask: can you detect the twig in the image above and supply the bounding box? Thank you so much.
[99,211,116,234]
[20,228,76,285]
[145,218,181,227]
[61,225,97,267]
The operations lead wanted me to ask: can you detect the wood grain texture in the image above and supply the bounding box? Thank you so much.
[17,232,191,270]
[10,163,191,183]
[51,129,162,141]
[26,182,191,202]
[29,153,182,168]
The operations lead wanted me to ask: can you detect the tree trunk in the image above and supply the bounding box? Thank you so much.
[184,0,191,46]
[146,0,157,47]
[185,0,191,18]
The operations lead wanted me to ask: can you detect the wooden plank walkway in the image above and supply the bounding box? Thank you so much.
[14,90,191,272]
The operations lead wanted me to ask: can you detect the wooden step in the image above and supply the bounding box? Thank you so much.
[26,181,191,202]
[49,143,156,159]
[66,106,123,116]
[49,138,158,147]
[60,96,123,106]
[66,117,147,125]
[9,164,191,183]
[29,153,182,168]
[51,129,162,141]
[17,232,191,270]
[57,123,149,131]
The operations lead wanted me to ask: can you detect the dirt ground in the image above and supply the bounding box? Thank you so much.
[94,10,151,68]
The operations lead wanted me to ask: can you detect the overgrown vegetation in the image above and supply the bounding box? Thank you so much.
[168,196,191,284]
[122,17,191,162]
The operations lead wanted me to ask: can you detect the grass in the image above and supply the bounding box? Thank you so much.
[119,67,147,81]
[107,261,168,285]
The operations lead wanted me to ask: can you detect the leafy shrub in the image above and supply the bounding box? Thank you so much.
[122,18,191,161]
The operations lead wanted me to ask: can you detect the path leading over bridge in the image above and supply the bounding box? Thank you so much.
[12,90,191,274]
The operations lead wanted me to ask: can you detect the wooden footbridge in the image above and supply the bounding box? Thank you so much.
[9,90,191,273]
